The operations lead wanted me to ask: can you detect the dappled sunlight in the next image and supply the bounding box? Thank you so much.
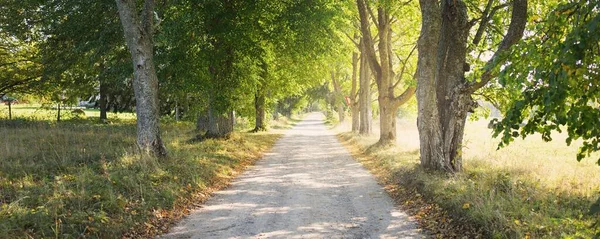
[0,119,283,237]
[336,116,600,196]
[162,113,422,238]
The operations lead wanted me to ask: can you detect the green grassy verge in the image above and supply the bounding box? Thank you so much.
[0,119,284,238]
[337,132,600,238]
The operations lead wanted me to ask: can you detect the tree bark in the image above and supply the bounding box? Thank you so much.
[254,61,268,132]
[99,80,108,121]
[57,102,61,122]
[115,0,167,156]
[331,70,345,122]
[416,0,469,173]
[359,38,372,135]
[350,36,360,132]
[174,101,180,121]
[196,110,208,132]
[207,99,220,137]
[7,101,11,120]
[253,86,267,132]
[416,0,527,173]
[206,98,234,138]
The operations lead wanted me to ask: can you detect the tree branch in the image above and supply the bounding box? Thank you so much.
[473,1,511,46]
[356,0,382,78]
[0,59,37,68]
[393,43,417,88]
[468,0,527,93]
[392,86,416,109]
[0,75,41,95]
[344,31,360,48]
[367,3,378,27]
[142,0,155,35]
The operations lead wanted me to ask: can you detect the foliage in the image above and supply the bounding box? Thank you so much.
[493,0,600,163]
[0,34,42,96]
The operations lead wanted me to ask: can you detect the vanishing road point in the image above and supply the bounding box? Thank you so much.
[162,113,424,239]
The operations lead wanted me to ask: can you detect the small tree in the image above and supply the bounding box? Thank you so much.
[356,0,417,145]
[4,96,16,120]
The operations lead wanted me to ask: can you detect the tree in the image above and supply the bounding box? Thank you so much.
[356,0,417,145]
[358,36,373,135]
[0,34,42,97]
[0,0,44,92]
[331,70,346,122]
[493,0,600,163]
[2,0,135,122]
[3,96,16,119]
[349,35,360,132]
[416,0,527,173]
[115,0,167,156]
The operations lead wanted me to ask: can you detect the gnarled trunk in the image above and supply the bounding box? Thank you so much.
[206,98,234,138]
[416,0,527,173]
[417,0,470,173]
[116,0,167,156]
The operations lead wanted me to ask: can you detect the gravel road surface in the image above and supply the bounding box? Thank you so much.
[161,113,424,239]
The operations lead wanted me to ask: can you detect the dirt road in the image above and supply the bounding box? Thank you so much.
[162,113,423,239]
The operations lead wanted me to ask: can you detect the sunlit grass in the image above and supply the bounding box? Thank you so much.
[336,117,600,238]
[0,110,286,238]
[0,104,136,121]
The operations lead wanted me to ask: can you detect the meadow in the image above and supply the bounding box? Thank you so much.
[336,117,600,238]
[0,104,286,238]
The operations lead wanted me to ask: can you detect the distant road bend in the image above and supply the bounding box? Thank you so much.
[162,112,424,239]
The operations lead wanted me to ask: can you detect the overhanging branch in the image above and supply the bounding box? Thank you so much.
[468,0,527,93]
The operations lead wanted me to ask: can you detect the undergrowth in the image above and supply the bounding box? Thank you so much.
[0,120,282,238]
[338,132,600,238]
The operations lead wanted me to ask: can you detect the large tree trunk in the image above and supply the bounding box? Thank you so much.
[378,98,396,144]
[99,80,108,121]
[206,98,234,138]
[196,111,208,132]
[115,0,167,156]
[358,39,372,135]
[207,103,220,137]
[417,0,470,173]
[350,37,360,132]
[253,87,267,132]
[219,111,234,134]
[416,0,527,173]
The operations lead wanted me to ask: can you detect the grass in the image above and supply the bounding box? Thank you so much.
[0,105,287,238]
[335,118,600,238]
[0,104,137,122]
